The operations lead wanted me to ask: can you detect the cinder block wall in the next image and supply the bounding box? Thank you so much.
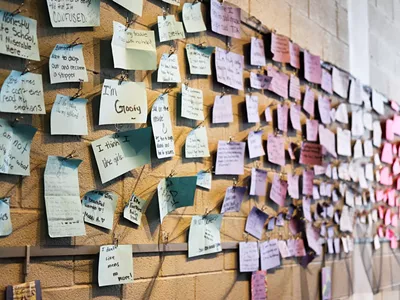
[0,0,398,299]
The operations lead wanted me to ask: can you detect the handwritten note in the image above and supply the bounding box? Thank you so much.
[289,41,300,69]
[0,198,11,236]
[337,128,351,157]
[332,67,349,98]
[44,156,85,238]
[303,86,315,116]
[91,127,151,183]
[221,186,246,213]
[349,79,364,106]
[288,174,299,199]
[239,242,259,272]
[0,118,37,176]
[250,168,267,196]
[215,141,245,175]
[99,79,147,125]
[188,214,222,257]
[302,170,314,195]
[0,10,40,60]
[213,95,233,123]
[112,0,143,15]
[47,0,100,27]
[151,94,175,159]
[157,53,181,83]
[158,176,197,222]
[319,125,337,158]
[124,193,146,226]
[162,0,180,6]
[185,45,214,76]
[277,104,288,132]
[271,33,290,63]
[372,89,386,115]
[215,47,244,90]
[0,70,45,114]
[306,119,319,141]
[98,245,133,287]
[318,95,331,125]
[267,134,285,166]
[304,51,322,84]
[5,281,42,300]
[267,66,289,99]
[245,207,268,239]
[265,107,272,122]
[322,267,332,300]
[290,104,302,131]
[245,95,259,123]
[252,271,267,300]
[270,174,288,206]
[82,191,117,230]
[248,130,265,159]
[49,44,88,84]
[306,223,321,255]
[51,94,88,136]
[196,171,212,190]
[181,84,204,120]
[250,72,272,90]
[210,0,241,38]
[321,69,333,94]
[251,37,266,66]
[185,126,210,158]
[289,75,301,100]
[111,21,156,70]
[157,15,185,42]
[300,142,322,166]
[260,239,281,270]
[182,2,206,33]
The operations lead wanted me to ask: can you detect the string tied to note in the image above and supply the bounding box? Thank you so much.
[64,149,78,160]
[168,169,176,178]
[168,43,176,58]
[125,14,135,31]
[162,84,173,95]
[68,38,82,49]
[114,124,123,138]
[10,116,23,127]
[70,80,84,100]
[12,3,26,16]
[119,70,128,85]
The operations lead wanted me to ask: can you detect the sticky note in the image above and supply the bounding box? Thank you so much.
[157,15,185,42]
[47,0,100,27]
[0,198,12,236]
[215,47,244,90]
[182,2,206,33]
[98,245,133,287]
[332,67,349,98]
[248,130,265,159]
[251,37,266,66]
[157,53,181,83]
[221,186,246,213]
[82,191,118,230]
[186,44,214,75]
[181,84,204,120]
[289,75,301,100]
[196,170,212,190]
[246,95,260,123]
[304,51,321,84]
[271,33,290,63]
[124,193,146,226]
[267,66,289,99]
[245,207,268,239]
[213,95,233,123]
[250,72,272,90]
[303,86,315,116]
[260,239,281,270]
[270,174,287,206]
[289,41,300,69]
[267,134,285,166]
[188,214,222,257]
[185,126,210,158]
[210,0,241,38]
[290,104,302,131]
[321,69,333,94]
[318,95,331,125]
[239,242,259,272]
[112,0,143,16]
[215,141,245,175]
[250,168,267,196]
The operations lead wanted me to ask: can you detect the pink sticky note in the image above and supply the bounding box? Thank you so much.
[267,66,289,99]
[394,144,398,156]
[390,236,398,249]
[376,190,384,202]
[378,206,385,219]
[393,115,400,136]
[304,51,322,84]
[250,72,272,90]
[289,75,301,100]
[270,174,288,206]
[215,47,244,90]
[288,173,299,199]
[381,143,393,164]
[289,41,300,69]
[265,107,272,122]
[383,192,388,203]
[306,119,319,141]
[210,0,241,39]
[213,95,233,123]
[391,101,399,112]
[380,167,393,186]
[392,214,398,227]
[277,104,288,132]
[378,226,384,238]
[321,69,333,94]
[303,86,315,116]
[251,271,267,300]
[318,95,331,125]
[397,178,400,190]
[271,33,290,63]
[385,209,392,226]
[388,189,396,207]
[302,170,314,195]
[215,141,245,175]
[386,119,394,141]
[386,228,395,239]
[267,134,285,166]
[393,159,400,175]
[290,104,302,131]
[288,143,296,160]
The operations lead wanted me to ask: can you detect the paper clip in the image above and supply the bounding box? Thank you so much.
[119,70,128,85]
[162,7,168,19]
[168,169,176,178]
[255,126,263,133]
[233,177,237,188]
[12,3,25,16]
[228,136,233,143]
[125,15,134,31]
[254,161,260,169]
[197,42,206,48]
[68,38,81,48]
[226,38,231,53]
[10,116,23,127]
[113,233,119,248]
[162,85,172,95]
[64,150,77,160]
[21,61,32,76]
[70,80,83,100]
[247,87,253,96]
[168,45,176,58]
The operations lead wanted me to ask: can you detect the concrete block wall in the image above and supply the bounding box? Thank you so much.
[0,0,398,299]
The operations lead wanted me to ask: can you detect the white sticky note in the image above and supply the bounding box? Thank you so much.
[364,140,373,157]
[99,79,147,125]
[0,10,40,60]
[49,44,88,84]
[157,15,185,42]
[0,118,37,176]
[196,170,212,190]
[332,67,349,98]
[98,245,134,287]
[349,79,363,106]
[181,84,204,120]
[124,193,146,226]
[113,0,143,16]
[157,53,181,83]
[246,95,260,123]
[213,95,233,123]
[373,121,382,147]
[353,140,363,159]
[44,156,86,238]
[111,21,157,70]
[335,103,348,124]
[0,197,12,236]
[337,128,351,157]
[351,109,364,137]
[248,130,265,159]
[372,89,386,115]
[185,44,214,75]
[0,71,45,114]
[215,47,244,90]
[250,37,266,66]
[185,126,210,158]
[47,0,100,27]
[151,94,175,159]
[239,242,260,272]
[363,111,373,131]
[51,94,88,136]
[82,191,118,230]
[182,2,206,33]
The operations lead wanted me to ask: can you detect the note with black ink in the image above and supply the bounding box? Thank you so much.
[250,168,267,196]
[250,72,272,90]
[251,37,266,66]
[332,67,349,98]
[82,191,117,230]
[288,174,299,199]
[197,170,212,190]
[267,66,289,99]
[304,51,321,84]
[248,131,265,159]
[44,156,85,238]
[270,174,287,206]
[0,197,12,236]
[213,95,233,123]
[221,186,246,213]
[158,176,197,222]
[210,0,241,38]
[111,21,156,70]
[47,0,100,27]
[188,214,222,257]
[124,193,146,226]
[215,141,245,175]
[0,71,45,114]
[271,33,290,63]
[91,127,152,183]
[337,128,351,157]
[246,95,260,123]
[113,0,143,16]
[157,53,181,83]
[185,126,210,158]
[98,245,133,287]
[252,271,267,300]
[51,94,88,136]
[239,242,259,272]
[99,79,147,125]
[152,94,175,159]
[245,207,268,239]
[215,47,244,90]
[49,44,88,84]
[0,118,37,176]
[0,10,40,60]
[181,84,204,120]
[182,2,206,33]
[157,15,185,42]
[260,239,281,270]
[5,281,42,300]
[267,134,285,166]
[185,44,214,75]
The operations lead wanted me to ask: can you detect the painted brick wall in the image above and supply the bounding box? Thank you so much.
[0,0,398,299]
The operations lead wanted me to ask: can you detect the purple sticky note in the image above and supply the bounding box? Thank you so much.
[265,107,272,122]
[302,170,314,195]
[239,242,259,272]
[289,75,301,100]
[306,119,319,142]
[210,0,241,39]
[288,173,299,199]
[304,51,322,84]
[289,41,300,69]
[267,66,289,99]
[260,239,281,270]
[322,267,332,300]
[267,134,285,166]
[290,104,302,131]
[270,174,287,206]
[306,222,322,255]
[277,104,289,132]
[251,271,267,300]
[250,72,272,90]
[267,218,275,230]
[318,95,331,125]
[215,47,244,90]
[245,206,269,239]
[303,196,312,222]
[248,131,265,159]
[303,86,315,116]
[213,95,233,123]
[215,141,246,175]
[221,186,246,213]
[321,69,333,94]
[250,168,267,196]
